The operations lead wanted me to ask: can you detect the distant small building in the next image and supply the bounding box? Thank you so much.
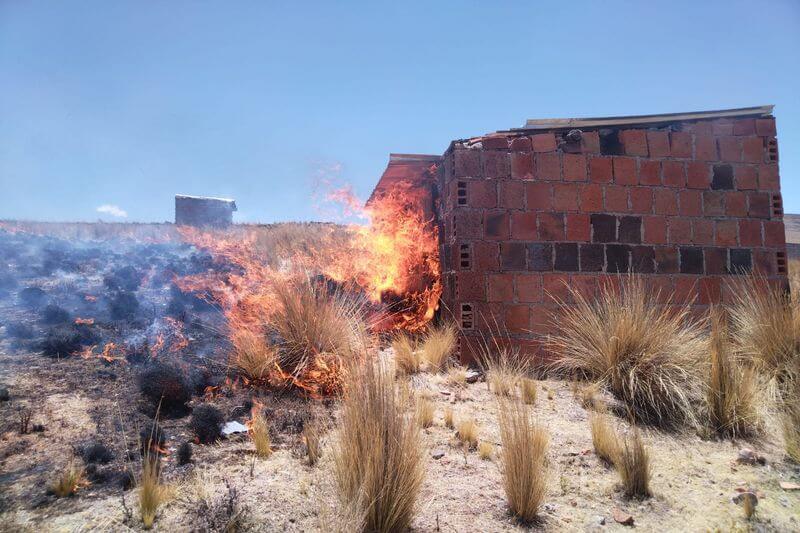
[784,214,800,259]
[175,195,237,228]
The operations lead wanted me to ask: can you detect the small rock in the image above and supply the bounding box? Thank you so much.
[595,515,606,526]
[431,450,445,460]
[0,387,9,402]
[543,503,557,512]
[439,390,451,396]
[737,448,766,465]
[465,370,481,384]
[779,481,800,491]
[221,421,248,436]
[612,508,634,526]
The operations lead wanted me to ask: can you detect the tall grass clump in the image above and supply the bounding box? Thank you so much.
[497,399,549,524]
[419,323,456,372]
[231,329,277,382]
[589,412,621,465]
[391,333,420,375]
[616,429,651,499]
[781,380,800,462]
[479,346,527,397]
[549,275,706,426]
[271,278,369,380]
[50,462,87,497]
[520,378,538,405]
[139,452,171,529]
[706,308,763,438]
[249,408,272,458]
[728,275,799,398]
[332,358,424,532]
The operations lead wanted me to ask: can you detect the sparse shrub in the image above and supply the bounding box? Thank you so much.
[104,265,143,292]
[482,348,527,397]
[497,398,548,524]
[415,397,434,428]
[520,378,537,405]
[231,329,277,382]
[446,365,468,388]
[420,323,456,372]
[616,429,651,499]
[706,308,763,438]
[456,418,479,450]
[191,405,224,444]
[39,327,83,357]
[478,441,494,460]
[138,363,191,410]
[549,275,706,426]
[19,286,47,308]
[191,477,251,533]
[109,291,139,321]
[391,333,419,375]
[40,304,70,325]
[177,442,192,465]
[443,407,454,429]
[270,279,368,391]
[0,387,9,402]
[333,358,424,532]
[50,462,87,497]
[139,453,170,529]
[303,421,321,466]
[81,441,114,464]
[589,412,620,465]
[249,408,272,458]
[18,408,31,434]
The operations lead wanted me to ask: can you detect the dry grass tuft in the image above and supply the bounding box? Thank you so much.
[706,308,763,438]
[478,441,494,460]
[520,378,537,405]
[616,429,651,499]
[420,323,457,372]
[781,381,800,463]
[456,418,479,450]
[139,453,171,529]
[303,421,322,466]
[391,333,420,375]
[333,358,424,532]
[482,348,527,397]
[443,407,454,429]
[415,396,435,428]
[231,328,277,382]
[549,275,706,426]
[497,399,549,524]
[271,278,369,380]
[446,365,468,388]
[589,412,621,465]
[249,409,272,458]
[50,462,87,497]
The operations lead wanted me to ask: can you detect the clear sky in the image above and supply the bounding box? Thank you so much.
[1,1,798,223]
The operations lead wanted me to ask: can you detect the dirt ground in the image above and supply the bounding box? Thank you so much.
[2,344,799,533]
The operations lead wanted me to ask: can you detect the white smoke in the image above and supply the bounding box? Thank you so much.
[96,204,128,218]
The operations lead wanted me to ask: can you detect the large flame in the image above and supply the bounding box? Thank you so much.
[176,178,441,396]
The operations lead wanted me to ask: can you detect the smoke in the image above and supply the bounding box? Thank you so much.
[96,204,128,218]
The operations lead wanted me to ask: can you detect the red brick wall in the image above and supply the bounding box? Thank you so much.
[437,116,786,365]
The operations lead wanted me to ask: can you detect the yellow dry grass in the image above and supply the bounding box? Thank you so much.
[231,329,277,382]
[549,275,706,426]
[138,453,172,529]
[520,378,537,405]
[303,420,322,466]
[420,323,457,372]
[478,441,494,460]
[446,365,468,388]
[456,418,479,450]
[415,396,434,428]
[497,398,549,524]
[443,407,454,429]
[616,429,651,499]
[249,410,272,458]
[706,307,763,438]
[332,358,424,532]
[391,333,420,375]
[589,412,621,465]
[50,462,87,498]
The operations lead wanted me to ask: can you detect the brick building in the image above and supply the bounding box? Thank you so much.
[373,105,787,364]
[175,195,237,228]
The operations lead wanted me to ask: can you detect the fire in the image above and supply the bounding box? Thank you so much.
[74,317,94,325]
[176,176,441,397]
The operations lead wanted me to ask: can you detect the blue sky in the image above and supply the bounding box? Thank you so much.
[1,1,798,223]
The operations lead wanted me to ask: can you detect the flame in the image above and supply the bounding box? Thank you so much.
[74,317,94,325]
[176,174,441,396]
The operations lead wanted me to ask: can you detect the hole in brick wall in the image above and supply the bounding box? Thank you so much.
[777,251,787,274]
[772,194,783,217]
[459,243,472,269]
[767,138,778,163]
[460,303,474,330]
[457,181,468,206]
[599,129,623,155]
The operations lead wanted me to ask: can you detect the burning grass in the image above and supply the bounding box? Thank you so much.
[497,398,548,524]
[50,462,87,498]
[332,358,424,532]
[549,275,706,427]
[248,406,272,458]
